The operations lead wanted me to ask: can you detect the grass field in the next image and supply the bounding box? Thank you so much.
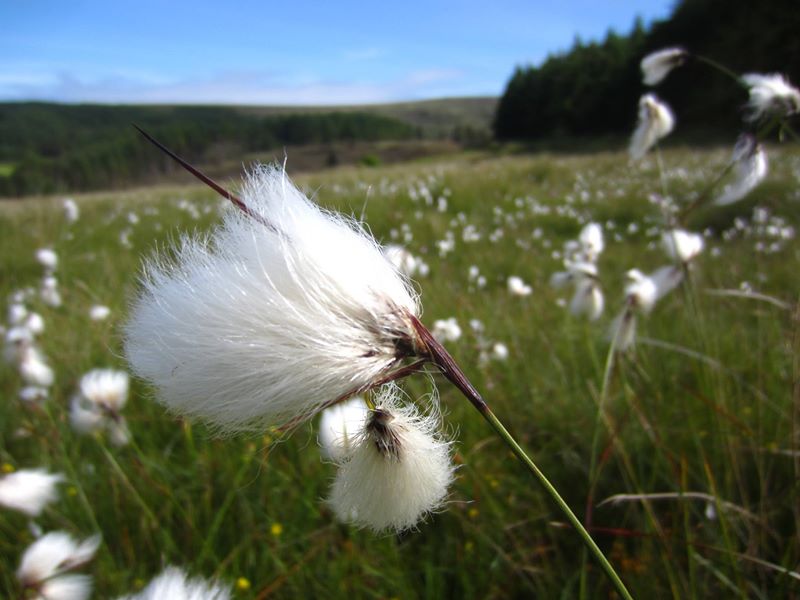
[1,145,799,598]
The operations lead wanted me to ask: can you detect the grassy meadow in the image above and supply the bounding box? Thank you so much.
[1,145,799,598]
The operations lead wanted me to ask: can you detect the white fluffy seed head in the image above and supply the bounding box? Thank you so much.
[88,305,111,321]
[578,222,604,260]
[662,229,704,263]
[570,280,604,321]
[610,309,638,351]
[318,397,370,463]
[383,244,419,277]
[742,73,800,122]
[328,388,454,532]
[36,248,58,271]
[651,265,684,302]
[716,135,768,206]
[38,574,93,600]
[624,269,658,313]
[19,347,54,387]
[629,94,675,161]
[432,317,462,343]
[117,566,231,600]
[17,531,100,586]
[507,275,532,296]
[124,165,420,433]
[0,469,64,517]
[641,47,687,86]
[63,198,80,224]
[78,369,129,412]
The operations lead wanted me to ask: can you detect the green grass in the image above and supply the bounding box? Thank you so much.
[1,145,799,598]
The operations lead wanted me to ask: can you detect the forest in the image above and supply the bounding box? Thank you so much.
[493,0,800,140]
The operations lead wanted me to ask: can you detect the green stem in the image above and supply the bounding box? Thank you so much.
[480,406,634,600]
[694,55,745,87]
[580,324,620,598]
[411,315,634,599]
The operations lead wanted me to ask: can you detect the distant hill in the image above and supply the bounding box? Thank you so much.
[0,97,496,197]
[236,96,498,137]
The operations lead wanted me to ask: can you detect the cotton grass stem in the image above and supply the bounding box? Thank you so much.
[479,406,634,600]
[411,319,633,599]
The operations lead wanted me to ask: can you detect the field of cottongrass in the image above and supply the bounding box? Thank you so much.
[1,144,799,598]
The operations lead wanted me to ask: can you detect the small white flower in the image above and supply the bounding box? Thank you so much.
[662,229,704,263]
[63,198,80,224]
[432,317,462,343]
[629,94,675,161]
[36,249,58,271]
[328,388,454,532]
[507,276,532,296]
[116,566,231,600]
[88,305,111,321]
[742,73,800,122]
[17,531,100,600]
[715,134,768,205]
[318,397,370,462]
[0,469,64,517]
[641,47,688,86]
[125,165,421,432]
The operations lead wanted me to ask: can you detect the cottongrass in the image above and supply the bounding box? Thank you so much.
[507,275,532,296]
[640,47,687,86]
[0,468,64,517]
[88,305,111,321]
[328,387,454,533]
[715,134,768,205]
[629,94,675,161]
[69,369,131,446]
[16,531,101,600]
[318,396,370,463]
[117,566,231,600]
[124,165,421,433]
[741,73,800,122]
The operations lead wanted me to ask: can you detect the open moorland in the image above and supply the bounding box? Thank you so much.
[1,144,799,598]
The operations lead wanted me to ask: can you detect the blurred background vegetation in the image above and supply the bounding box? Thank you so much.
[1,0,797,198]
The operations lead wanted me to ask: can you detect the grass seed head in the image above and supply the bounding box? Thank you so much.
[124,164,421,433]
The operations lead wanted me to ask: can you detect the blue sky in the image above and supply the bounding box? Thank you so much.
[1,0,674,105]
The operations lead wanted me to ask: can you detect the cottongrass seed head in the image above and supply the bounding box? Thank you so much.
[318,396,370,463]
[741,73,800,122]
[17,531,100,600]
[328,386,455,533]
[716,134,768,205]
[629,94,675,161]
[117,566,231,600]
[641,47,688,86]
[70,368,131,446]
[124,165,421,432]
[0,468,64,517]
